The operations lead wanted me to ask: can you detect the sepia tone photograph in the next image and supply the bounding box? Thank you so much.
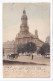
[3,3,50,78]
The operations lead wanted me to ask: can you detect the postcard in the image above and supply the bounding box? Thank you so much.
[0,0,53,81]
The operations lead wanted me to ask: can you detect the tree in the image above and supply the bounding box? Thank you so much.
[17,42,37,55]
[38,43,50,56]
[17,43,26,54]
[26,42,37,53]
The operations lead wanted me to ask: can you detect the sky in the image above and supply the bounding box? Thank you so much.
[3,3,50,42]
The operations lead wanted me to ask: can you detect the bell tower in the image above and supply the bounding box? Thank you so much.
[20,10,29,34]
[21,10,27,26]
[35,30,38,38]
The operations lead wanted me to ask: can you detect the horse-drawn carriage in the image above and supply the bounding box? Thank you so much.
[7,54,19,59]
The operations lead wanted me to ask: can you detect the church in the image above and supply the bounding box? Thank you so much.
[3,10,44,55]
[14,10,44,53]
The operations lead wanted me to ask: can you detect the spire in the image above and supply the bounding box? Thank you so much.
[35,30,38,38]
[21,10,27,26]
[23,10,26,15]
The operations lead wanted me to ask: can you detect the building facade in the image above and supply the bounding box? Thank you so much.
[3,10,44,55]
[3,40,15,55]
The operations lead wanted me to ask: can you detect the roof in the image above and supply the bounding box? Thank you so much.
[3,40,15,45]
[16,32,35,39]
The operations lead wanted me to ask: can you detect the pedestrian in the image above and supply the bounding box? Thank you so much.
[32,55,33,60]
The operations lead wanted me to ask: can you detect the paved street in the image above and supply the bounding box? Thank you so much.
[3,55,50,65]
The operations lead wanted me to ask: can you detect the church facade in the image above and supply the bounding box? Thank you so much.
[3,10,44,55]
[14,10,44,53]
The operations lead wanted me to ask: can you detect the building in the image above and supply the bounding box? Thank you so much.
[3,10,44,55]
[3,40,15,55]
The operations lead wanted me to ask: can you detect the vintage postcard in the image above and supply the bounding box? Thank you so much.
[3,2,50,78]
[1,0,52,80]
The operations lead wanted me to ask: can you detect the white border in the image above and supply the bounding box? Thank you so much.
[2,0,51,3]
[0,0,52,81]
[0,0,3,79]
